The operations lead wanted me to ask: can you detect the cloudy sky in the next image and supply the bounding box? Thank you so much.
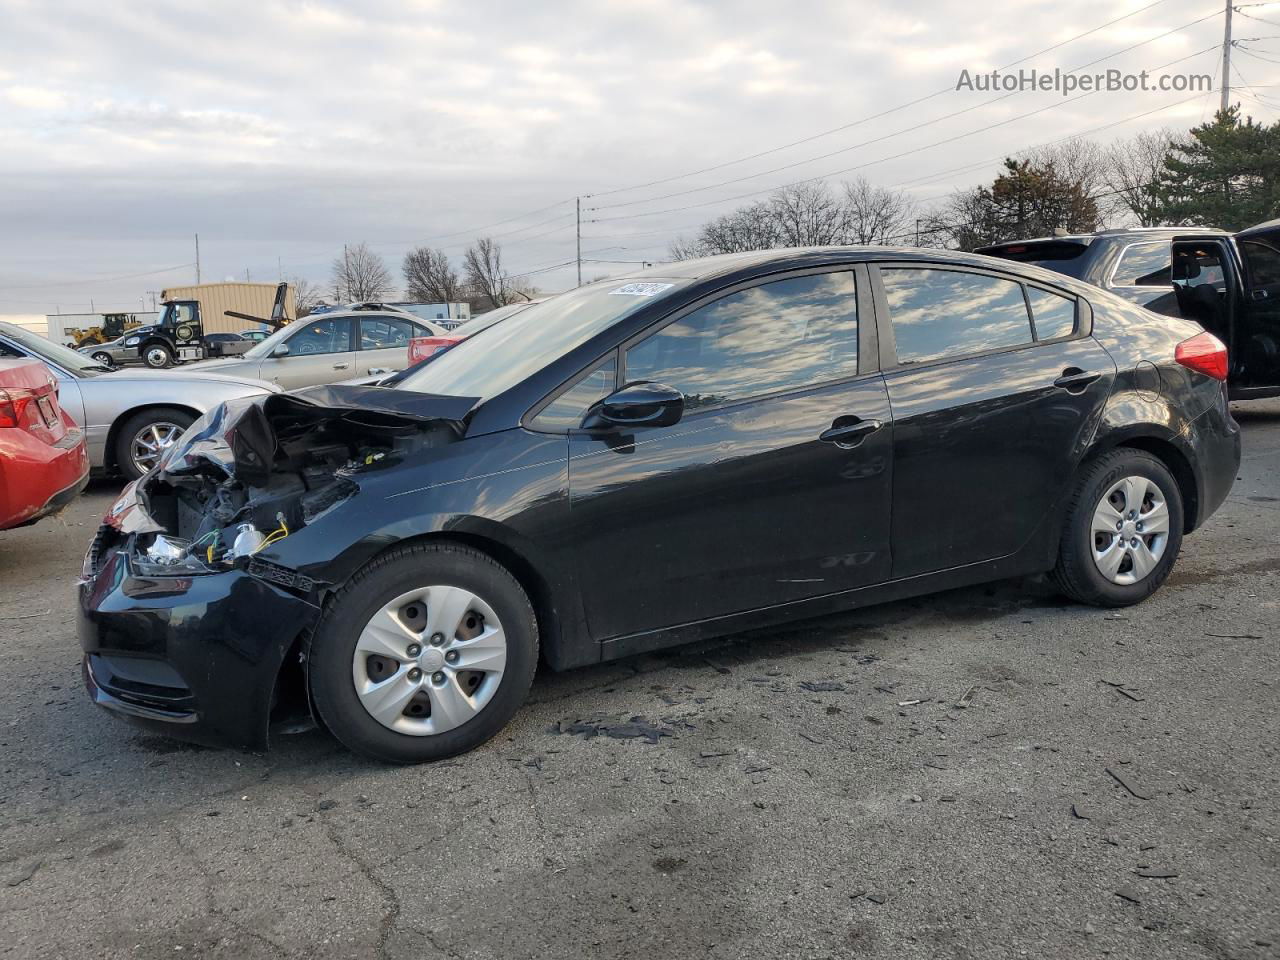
[0,0,1273,321]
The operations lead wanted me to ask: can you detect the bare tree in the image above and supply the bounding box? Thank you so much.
[288,276,322,317]
[769,182,849,246]
[463,237,511,309]
[1104,129,1182,227]
[331,242,395,302]
[841,176,916,244]
[403,247,462,302]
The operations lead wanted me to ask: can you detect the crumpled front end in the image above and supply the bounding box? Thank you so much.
[77,384,476,749]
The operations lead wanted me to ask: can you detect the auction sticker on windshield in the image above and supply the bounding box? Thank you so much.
[609,282,674,297]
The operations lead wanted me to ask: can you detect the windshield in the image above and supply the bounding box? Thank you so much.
[243,322,295,358]
[458,301,535,336]
[397,279,686,400]
[0,323,110,375]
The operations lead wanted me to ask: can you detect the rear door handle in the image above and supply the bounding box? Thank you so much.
[1053,368,1100,391]
[332,362,349,370]
[819,418,882,448]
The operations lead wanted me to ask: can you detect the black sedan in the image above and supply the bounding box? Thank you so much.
[77,247,1240,762]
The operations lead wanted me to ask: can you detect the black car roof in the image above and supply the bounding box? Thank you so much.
[608,244,1072,284]
[1237,218,1280,239]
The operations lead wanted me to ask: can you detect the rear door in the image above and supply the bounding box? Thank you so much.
[562,266,893,642]
[356,315,423,376]
[1170,238,1243,375]
[257,315,356,389]
[872,263,1116,578]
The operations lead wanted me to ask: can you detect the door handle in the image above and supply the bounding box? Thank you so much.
[819,418,882,448]
[332,362,349,370]
[1053,368,1100,392]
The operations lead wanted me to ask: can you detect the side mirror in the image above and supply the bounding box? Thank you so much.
[271,343,290,358]
[582,381,684,430]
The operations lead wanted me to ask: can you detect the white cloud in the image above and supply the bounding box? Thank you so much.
[0,0,1249,314]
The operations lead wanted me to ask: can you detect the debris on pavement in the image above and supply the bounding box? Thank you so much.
[5,861,41,887]
[1106,767,1154,801]
[1115,887,1142,904]
[552,717,676,744]
[800,680,845,692]
[954,686,978,709]
[1135,868,1179,878]
[1071,803,1094,820]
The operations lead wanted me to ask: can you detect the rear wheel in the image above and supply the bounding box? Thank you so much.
[1052,449,1184,607]
[142,342,173,369]
[115,407,195,480]
[308,543,538,763]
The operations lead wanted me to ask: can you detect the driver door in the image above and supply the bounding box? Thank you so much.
[257,316,356,389]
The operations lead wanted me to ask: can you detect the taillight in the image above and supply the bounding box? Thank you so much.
[0,387,35,428]
[1175,331,1229,381]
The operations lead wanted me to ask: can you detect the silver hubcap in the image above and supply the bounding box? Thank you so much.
[130,421,183,473]
[352,585,507,736]
[146,347,168,366]
[1091,475,1170,585]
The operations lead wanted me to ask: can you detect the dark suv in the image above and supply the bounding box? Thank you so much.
[978,221,1280,399]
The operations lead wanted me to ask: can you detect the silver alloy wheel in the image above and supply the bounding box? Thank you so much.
[1091,475,1170,585]
[351,585,507,736]
[91,352,112,365]
[144,346,170,367]
[130,421,184,474]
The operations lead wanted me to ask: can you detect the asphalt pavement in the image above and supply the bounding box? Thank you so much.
[1,401,1278,960]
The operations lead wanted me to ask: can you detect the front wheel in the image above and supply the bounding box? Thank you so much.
[90,351,113,366]
[142,342,173,368]
[308,543,538,763]
[115,407,195,481]
[1052,449,1184,607]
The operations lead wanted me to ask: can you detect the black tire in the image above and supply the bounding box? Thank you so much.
[142,342,173,368]
[90,352,113,366]
[308,542,538,763]
[114,407,196,481]
[1052,449,1184,607]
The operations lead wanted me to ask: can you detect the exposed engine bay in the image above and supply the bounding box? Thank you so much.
[117,386,478,577]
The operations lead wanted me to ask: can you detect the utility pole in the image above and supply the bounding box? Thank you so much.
[195,233,201,284]
[1221,0,1233,114]
[576,197,582,288]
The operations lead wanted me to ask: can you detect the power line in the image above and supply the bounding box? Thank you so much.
[0,262,195,291]
[1235,7,1280,29]
[590,11,1224,215]
[585,0,1181,201]
[588,79,1213,226]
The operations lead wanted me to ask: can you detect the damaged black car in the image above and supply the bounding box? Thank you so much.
[78,248,1240,762]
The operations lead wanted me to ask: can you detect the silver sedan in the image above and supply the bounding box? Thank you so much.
[0,322,278,480]
[76,337,138,367]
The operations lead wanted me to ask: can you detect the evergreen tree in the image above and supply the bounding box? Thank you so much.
[1156,108,1280,231]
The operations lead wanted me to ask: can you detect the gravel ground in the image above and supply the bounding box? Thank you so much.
[1,401,1277,960]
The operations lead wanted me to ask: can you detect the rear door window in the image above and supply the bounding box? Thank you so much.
[1026,287,1078,341]
[359,316,418,349]
[1111,242,1171,287]
[880,268,1033,364]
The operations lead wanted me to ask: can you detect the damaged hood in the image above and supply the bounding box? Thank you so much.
[159,385,479,486]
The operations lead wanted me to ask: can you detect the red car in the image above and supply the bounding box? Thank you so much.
[406,300,544,365]
[0,358,89,530]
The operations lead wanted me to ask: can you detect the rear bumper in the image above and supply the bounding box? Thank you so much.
[0,428,89,529]
[77,531,322,750]
[1185,398,1241,531]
